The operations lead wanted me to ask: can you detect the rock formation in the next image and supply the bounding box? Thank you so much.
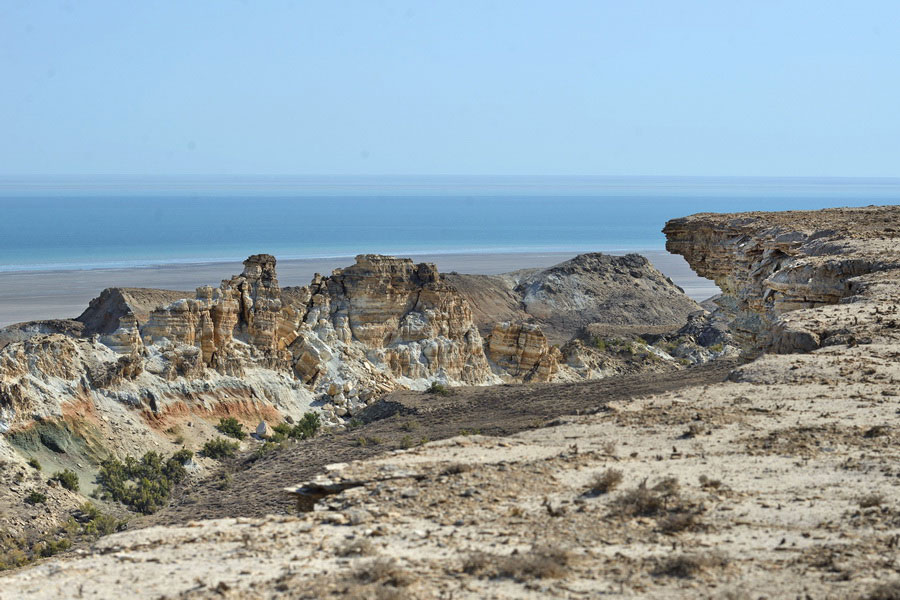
[487,321,560,381]
[663,205,900,353]
[446,252,700,344]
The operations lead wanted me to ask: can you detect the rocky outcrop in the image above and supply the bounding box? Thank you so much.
[0,249,709,469]
[446,253,701,344]
[487,322,560,382]
[287,255,495,391]
[663,205,900,353]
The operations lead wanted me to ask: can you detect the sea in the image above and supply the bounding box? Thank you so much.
[0,176,897,273]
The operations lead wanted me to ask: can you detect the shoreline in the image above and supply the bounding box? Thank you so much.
[0,250,719,328]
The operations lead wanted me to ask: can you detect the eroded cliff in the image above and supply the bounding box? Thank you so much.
[663,205,900,353]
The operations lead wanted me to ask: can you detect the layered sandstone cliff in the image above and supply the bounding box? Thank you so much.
[0,249,707,486]
[663,205,900,353]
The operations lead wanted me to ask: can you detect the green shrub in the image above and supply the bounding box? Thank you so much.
[35,538,72,558]
[170,449,193,465]
[27,458,41,471]
[202,438,240,459]
[0,503,126,572]
[96,450,191,514]
[24,491,47,505]
[427,381,451,396]
[272,412,322,441]
[78,502,126,536]
[252,441,281,459]
[292,412,321,440]
[215,417,247,440]
[50,469,80,492]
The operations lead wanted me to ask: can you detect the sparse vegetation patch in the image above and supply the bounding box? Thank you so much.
[96,450,192,514]
[50,469,80,492]
[202,438,240,459]
[215,417,247,440]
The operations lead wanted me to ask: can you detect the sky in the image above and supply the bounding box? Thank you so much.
[1,1,899,177]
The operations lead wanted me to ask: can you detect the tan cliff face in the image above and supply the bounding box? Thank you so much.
[285,254,495,390]
[663,205,900,353]
[0,250,706,474]
[487,321,560,382]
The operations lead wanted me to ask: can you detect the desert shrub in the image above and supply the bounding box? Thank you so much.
[864,581,900,600]
[202,438,240,459]
[698,474,722,489]
[34,537,72,558]
[171,449,193,464]
[399,435,415,449]
[442,463,473,476]
[613,477,681,518]
[652,552,728,578]
[864,425,891,438]
[96,450,191,514]
[463,546,571,580]
[215,417,247,440]
[271,413,321,441]
[77,502,126,536]
[345,418,363,430]
[24,491,47,505]
[657,510,704,534]
[292,412,321,440]
[356,436,382,447]
[336,538,376,557]
[252,441,281,460]
[427,381,451,396]
[353,558,415,587]
[588,468,623,495]
[0,502,126,572]
[215,472,233,490]
[50,469,80,492]
[27,458,41,471]
[859,493,886,508]
[681,423,705,438]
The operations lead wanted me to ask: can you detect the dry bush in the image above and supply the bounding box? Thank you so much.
[859,493,886,508]
[863,426,891,439]
[442,463,473,476]
[698,474,722,489]
[657,510,704,534]
[353,558,415,588]
[681,423,705,438]
[588,468,623,495]
[652,552,728,579]
[336,538,376,557]
[864,581,900,600]
[613,477,680,518]
[463,546,571,581]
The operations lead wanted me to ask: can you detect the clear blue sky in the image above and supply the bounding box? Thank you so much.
[2,1,899,177]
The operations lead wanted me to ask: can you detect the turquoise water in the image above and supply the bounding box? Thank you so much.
[0,177,896,272]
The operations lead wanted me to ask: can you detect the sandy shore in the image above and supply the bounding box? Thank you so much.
[0,251,718,327]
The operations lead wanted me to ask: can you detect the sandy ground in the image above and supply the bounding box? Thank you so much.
[0,251,718,327]
[3,348,899,600]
